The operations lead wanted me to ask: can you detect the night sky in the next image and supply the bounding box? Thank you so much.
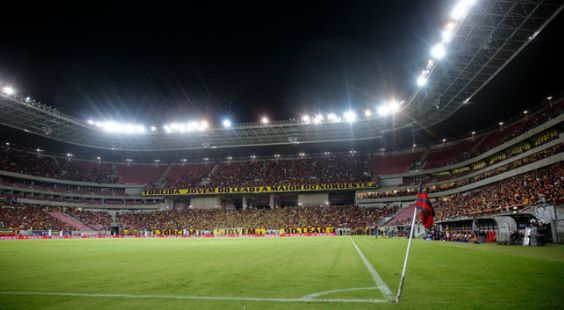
[0,1,562,159]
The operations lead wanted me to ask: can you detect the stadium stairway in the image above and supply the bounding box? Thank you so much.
[158,164,173,184]
[46,210,93,231]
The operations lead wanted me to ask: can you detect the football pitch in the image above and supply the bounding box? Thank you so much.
[1,237,563,309]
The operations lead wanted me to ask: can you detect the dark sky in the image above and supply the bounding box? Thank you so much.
[0,1,562,160]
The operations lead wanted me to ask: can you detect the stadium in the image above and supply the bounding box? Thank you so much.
[1,0,564,309]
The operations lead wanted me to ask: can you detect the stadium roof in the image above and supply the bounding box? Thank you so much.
[0,0,563,152]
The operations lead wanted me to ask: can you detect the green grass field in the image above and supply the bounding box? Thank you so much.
[1,236,563,309]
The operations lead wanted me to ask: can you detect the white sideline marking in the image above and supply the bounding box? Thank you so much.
[0,291,387,304]
[348,237,394,300]
[301,287,379,300]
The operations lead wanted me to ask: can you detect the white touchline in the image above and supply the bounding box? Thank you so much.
[348,237,394,300]
[0,291,388,304]
[301,287,379,300]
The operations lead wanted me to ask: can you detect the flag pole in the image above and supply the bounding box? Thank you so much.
[395,206,418,303]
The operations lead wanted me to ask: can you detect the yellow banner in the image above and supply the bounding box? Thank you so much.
[142,181,376,196]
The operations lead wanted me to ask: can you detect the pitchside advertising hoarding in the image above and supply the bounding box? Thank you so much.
[142,181,377,196]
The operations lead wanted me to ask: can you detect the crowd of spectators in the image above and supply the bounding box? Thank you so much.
[433,162,563,221]
[363,143,563,199]
[118,204,397,231]
[205,153,370,188]
[0,204,70,231]
[0,148,118,183]
[69,209,113,230]
[424,103,561,170]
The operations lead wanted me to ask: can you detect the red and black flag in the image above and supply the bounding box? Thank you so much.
[416,183,434,229]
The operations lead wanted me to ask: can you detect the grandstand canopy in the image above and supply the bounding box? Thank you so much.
[0,0,563,155]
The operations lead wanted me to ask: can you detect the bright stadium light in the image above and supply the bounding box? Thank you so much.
[388,100,401,113]
[441,29,454,43]
[313,114,324,124]
[377,104,390,117]
[431,43,446,59]
[222,119,232,128]
[451,0,476,20]
[2,86,15,95]
[250,155,256,159]
[301,115,311,124]
[96,156,101,160]
[261,116,269,124]
[364,109,372,117]
[417,75,428,87]
[199,120,209,131]
[343,110,357,123]
[299,152,305,157]
[150,126,157,132]
[326,113,341,123]
[87,120,94,125]
[25,97,31,102]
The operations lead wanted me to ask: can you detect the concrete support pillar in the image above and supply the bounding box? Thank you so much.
[269,194,275,209]
[242,196,248,210]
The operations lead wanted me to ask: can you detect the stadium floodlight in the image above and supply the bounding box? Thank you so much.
[412,144,417,148]
[274,153,281,158]
[547,96,552,100]
[66,153,73,157]
[222,119,232,128]
[25,97,31,103]
[5,142,9,146]
[325,201,330,206]
[301,115,311,124]
[343,110,357,123]
[324,151,330,155]
[445,22,456,30]
[364,109,372,117]
[451,0,476,20]
[260,116,269,124]
[471,131,476,135]
[417,75,428,87]
[125,158,133,163]
[163,125,171,133]
[441,29,454,43]
[2,86,15,95]
[199,120,209,131]
[313,114,324,124]
[498,122,504,126]
[154,159,160,163]
[150,126,157,131]
[299,152,305,157]
[431,43,446,59]
[442,138,447,143]
[326,113,341,123]
[523,110,528,115]
[377,104,390,117]
[250,155,256,159]
[96,156,101,160]
[87,120,94,125]
[388,100,401,113]
[203,157,209,161]
[226,156,233,160]
[181,158,187,163]
[36,148,42,152]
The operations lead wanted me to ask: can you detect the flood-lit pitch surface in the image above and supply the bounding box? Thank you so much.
[1,236,563,309]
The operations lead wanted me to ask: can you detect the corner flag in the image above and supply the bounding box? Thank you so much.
[416,183,434,229]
